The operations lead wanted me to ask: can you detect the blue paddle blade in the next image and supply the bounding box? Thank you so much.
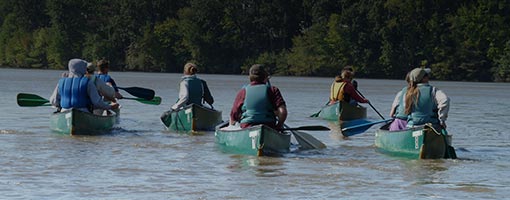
[341,119,392,137]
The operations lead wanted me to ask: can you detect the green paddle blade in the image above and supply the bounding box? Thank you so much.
[123,96,161,105]
[17,93,51,107]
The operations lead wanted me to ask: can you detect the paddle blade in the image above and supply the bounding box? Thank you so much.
[283,125,330,131]
[309,111,320,117]
[292,131,326,150]
[117,87,155,100]
[341,119,392,137]
[17,93,50,107]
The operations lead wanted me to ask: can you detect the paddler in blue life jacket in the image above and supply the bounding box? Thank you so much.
[171,62,214,110]
[86,63,118,115]
[404,68,450,129]
[230,64,287,130]
[96,58,123,99]
[50,58,119,113]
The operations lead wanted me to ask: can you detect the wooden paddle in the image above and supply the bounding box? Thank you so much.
[17,93,50,107]
[281,125,330,131]
[123,96,162,105]
[116,86,155,100]
[284,124,326,150]
[341,119,392,137]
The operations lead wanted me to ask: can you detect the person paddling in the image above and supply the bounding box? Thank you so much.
[329,69,369,106]
[50,59,119,113]
[229,64,287,130]
[96,58,123,99]
[404,68,450,129]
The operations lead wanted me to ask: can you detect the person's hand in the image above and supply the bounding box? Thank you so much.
[440,122,447,129]
[110,102,120,110]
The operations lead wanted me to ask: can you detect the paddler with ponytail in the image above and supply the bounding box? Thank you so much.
[230,64,287,129]
[404,68,450,129]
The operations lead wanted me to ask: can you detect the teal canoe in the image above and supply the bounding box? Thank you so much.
[215,122,291,156]
[317,101,367,121]
[375,123,457,159]
[161,104,223,134]
[49,109,119,135]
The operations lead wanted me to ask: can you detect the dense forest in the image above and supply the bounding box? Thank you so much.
[1,0,509,82]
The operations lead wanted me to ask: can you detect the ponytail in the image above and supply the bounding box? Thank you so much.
[404,82,420,114]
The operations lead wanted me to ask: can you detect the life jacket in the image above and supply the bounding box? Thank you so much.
[183,76,204,105]
[240,84,275,124]
[97,74,118,91]
[394,87,408,120]
[58,77,91,109]
[330,81,348,102]
[407,85,439,126]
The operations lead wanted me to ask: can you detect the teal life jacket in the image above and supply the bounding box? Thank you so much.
[394,87,408,120]
[183,76,204,105]
[240,84,275,124]
[58,77,90,109]
[407,85,439,126]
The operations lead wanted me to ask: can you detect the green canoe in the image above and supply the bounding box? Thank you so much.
[317,101,367,121]
[375,123,457,159]
[215,122,291,156]
[161,104,223,134]
[49,109,119,135]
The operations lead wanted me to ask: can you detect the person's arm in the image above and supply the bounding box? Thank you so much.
[87,82,115,110]
[389,90,402,117]
[275,105,287,129]
[171,81,189,110]
[95,78,116,102]
[201,80,214,105]
[50,84,60,108]
[434,87,450,128]
[270,86,287,129]
[229,89,245,125]
[344,83,369,103]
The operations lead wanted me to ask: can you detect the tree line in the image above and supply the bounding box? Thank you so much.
[1,0,509,82]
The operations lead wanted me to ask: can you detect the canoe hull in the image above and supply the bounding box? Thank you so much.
[375,123,455,159]
[49,109,118,135]
[215,123,291,156]
[318,101,367,121]
[161,104,223,134]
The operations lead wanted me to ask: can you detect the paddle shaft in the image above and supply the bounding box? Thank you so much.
[355,89,385,120]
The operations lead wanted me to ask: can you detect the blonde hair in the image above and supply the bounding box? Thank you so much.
[184,63,198,75]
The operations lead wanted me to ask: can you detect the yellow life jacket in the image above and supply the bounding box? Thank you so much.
[330,81,346,102]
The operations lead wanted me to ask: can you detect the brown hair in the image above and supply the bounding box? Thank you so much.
[97,58,109,71]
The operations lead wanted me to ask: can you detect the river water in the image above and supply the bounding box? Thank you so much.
[1,68,509,199]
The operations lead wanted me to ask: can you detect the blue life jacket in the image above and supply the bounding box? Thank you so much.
[58,77,90,109]
[394,87,408,120]
[240,84,275,124]
[183,76,204,105]
[407,85,439,126]
[97,74,118,91]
